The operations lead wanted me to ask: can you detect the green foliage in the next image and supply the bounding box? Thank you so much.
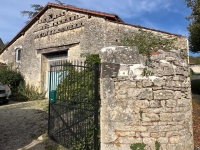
[21,4,44,21]
[0,68,24,90]
[16,83,46,101]
[56,54,100,149]
[57,54,100,102]
[120,28,176,76]
[81,53,101,65]
[185,0,200,53]
[21,0,65,21]
[130,143,146,150]
[0,66,45,101]
[120,28,177,54]
[139,110,143,121]
[155,141,160,150]
[141,68,154,77]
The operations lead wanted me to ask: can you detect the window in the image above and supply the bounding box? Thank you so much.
[15,47,22,62]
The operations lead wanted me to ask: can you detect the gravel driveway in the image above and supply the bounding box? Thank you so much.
[0,100,49,150]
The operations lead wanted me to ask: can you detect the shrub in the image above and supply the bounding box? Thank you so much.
[0,67,45,101]
[0,68,24,90]
[16,83,46,101]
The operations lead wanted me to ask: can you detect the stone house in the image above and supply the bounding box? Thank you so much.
[0,3,188,93]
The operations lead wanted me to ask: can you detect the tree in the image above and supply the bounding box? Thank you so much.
[185,0,200,53]
[21,0,65,22]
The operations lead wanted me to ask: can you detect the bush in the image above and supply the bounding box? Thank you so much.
[16,83,46,101]
[0,68,24,90]
[0,68,45,101]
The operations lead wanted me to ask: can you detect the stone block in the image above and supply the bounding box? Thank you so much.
[136,100,149,108]
[101,122,118,143]
[140,132,150,137]
[143,113,159,122]
[136,81,143,88]
[115,130,136,137]
[101,63,120,78]
[153,78,165,86]
[119,137,142,144]
[166,99,176,107]
[154,90,174,100]
[166,131,180,137]
[167,144,177,150]
[142,79,153,87]
[128,88,153,100]
[148,125,159,132]
[173,113,185,121]
[159,125,171,132]
[101,143,131,150]
[163,66,174,76]
[166,81,175,87]
[143,138,155,145]
[170,125,184,131]
[100,46,140,64]
[169,136,180,144]
[177,98,190,107]
[161,144,167,150]
[158,137,168,144]
[150,132,166,138]
[149,100,161,108]
[160,113,172,121]
[101,106,136,122]
[174,91,182,99]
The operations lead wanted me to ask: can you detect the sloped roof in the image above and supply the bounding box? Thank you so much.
[0,3,184,54]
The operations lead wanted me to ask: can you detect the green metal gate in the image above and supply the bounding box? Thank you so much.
[48,61,100,150]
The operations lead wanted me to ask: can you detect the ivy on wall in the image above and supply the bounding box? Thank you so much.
[120,28,177,76]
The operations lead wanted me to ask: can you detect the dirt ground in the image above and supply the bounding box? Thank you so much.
[0,100,66,150]
[0,95,200,150]
[192,94,200,150]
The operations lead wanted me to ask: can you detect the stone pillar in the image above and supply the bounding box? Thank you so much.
[100,46,193,150]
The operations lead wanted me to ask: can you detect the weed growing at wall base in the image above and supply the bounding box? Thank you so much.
[130,143,146,150]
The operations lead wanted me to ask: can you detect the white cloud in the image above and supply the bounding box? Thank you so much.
[64,0,173,18]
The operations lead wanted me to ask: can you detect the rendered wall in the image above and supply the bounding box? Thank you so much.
[100,46,193,150]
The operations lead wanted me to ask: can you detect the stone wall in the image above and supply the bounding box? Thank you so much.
[100,46,193,150]
[0,6,188,93]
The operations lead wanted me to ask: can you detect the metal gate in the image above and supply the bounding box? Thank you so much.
[48,61,100,150]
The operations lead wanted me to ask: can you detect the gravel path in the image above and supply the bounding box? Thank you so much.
[0,100,48,150]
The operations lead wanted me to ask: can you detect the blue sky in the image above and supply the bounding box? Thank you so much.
[0,0,197,56]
